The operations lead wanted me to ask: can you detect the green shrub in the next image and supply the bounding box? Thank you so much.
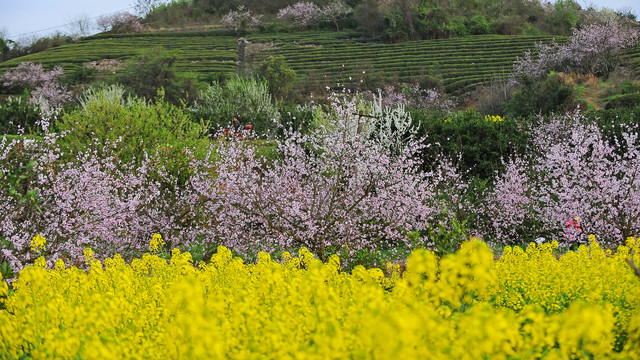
[465,15,494,35]
[278,103,315,135]
[414,109,528,180]
[257,55,296,100]
[408,207,469,256]
[61,66,98,86]
[505,73,579,118]
[190,76,279,135]
[605,94,640,110]
[381,12,412,42]
[0,97,42,135]
[54,85,210,165]
[111,49,199,106]
[584,104,640,156]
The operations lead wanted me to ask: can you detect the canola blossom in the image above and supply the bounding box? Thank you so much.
[484,114,504,123]
[1,238,640,359]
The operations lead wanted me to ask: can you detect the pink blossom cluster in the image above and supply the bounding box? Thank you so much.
[220,6,263,31]
[485,112,640,248]
[96,12,143,33]
[566,22,639,76]
[512,22,639,80]
[0,135,214,271]
[365,84,454,112]
[277,2,321,28]
[278,1,320,28]
[1,62,72,109]
[319,1,352,30]
[201,110,464,261]
[277,1,352,29]
[512,39,566,81]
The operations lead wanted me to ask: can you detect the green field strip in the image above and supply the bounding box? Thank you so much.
[253,45,548,66]
[260,41,545,58]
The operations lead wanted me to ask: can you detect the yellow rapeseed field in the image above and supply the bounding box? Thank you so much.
[1,236,640,359]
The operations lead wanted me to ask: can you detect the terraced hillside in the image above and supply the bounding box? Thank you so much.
[622,45,640,77]
[0,31,239,82]
[246,32,562,93]
[12,29,636,93]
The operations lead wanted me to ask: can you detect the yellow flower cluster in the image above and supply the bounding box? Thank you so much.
[29,234,46,253]
[1,238,640,359]
[149,233,165,253]
[485,114,504,123]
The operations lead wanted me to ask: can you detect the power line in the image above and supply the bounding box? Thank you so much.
[6,6,137,40]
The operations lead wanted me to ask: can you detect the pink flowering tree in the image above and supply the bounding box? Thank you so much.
[320,1,352,31]
[220,6,263,33]
[96,12,143,33]
[484,112,640,248]
[1,62,72,109]
[512,21,639,81]
[512,39,566,81]
[277,2,321,29]
[565,22,639,76]
[195,94,466,261]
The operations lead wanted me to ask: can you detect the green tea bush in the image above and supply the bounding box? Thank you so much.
[61,66,98,87]
[190,75,279,135]
[54,85,210,165]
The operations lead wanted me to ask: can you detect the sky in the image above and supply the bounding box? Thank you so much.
[1,0,639,42]
[0,0,135,41]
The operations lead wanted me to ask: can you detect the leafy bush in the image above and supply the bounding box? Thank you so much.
[190,76,279,135]
[381,12,412,42]
[465,14,494,35]
[277,103,315,134]
[585,105,640,148]
[54,85,210,165]
[408,206,470,256]
[61,66,98,86]
[0,37,10,62]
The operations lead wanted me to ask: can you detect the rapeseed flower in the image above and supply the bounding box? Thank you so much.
[0,237,638,359]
